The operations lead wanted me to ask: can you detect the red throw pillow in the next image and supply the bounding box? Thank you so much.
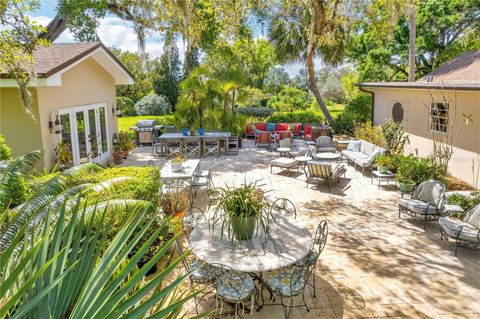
[304,125,312,134]
[294,123,301,134]
[256,123,267,131]
[275,123,289,131]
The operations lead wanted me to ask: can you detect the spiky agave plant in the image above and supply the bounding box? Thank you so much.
[0,197,202,319]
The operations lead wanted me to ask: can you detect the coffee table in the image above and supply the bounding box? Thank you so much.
[315,152,340,162]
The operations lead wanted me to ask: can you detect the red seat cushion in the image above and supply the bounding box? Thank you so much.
[275,123,289,132]
[293,123,301,134]
[256,123,267,131]
[304,133,312,140]
[304,125,312,134]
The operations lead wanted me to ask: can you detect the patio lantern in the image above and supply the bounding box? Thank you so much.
[49,111,63,135]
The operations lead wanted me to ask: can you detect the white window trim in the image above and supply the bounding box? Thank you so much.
[428,102,449,134]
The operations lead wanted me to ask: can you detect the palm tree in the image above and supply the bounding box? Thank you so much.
[407,3,416,81]
[269,0,348,124]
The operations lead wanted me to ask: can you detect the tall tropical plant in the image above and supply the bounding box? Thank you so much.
[0,198,199,318]
[269,0,352,124]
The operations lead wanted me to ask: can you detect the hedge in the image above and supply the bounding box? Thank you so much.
[266,110,323,123]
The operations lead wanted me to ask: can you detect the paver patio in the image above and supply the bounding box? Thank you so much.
[125,139,480,319]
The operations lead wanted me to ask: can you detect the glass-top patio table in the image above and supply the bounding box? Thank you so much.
[160,159,200,180]
[188,214,312,272]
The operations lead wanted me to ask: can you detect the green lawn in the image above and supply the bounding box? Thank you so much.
[327,103,345,118]
[117,115,175,132]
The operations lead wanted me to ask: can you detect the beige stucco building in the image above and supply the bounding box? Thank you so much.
[360,51,480,189]
[0,43,133,169]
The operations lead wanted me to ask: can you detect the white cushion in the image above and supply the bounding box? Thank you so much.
[399,198,440,215]
[464,205,480,229]
[368,148,382,162]
[439,217,480,243]
[347,141,361,151]
[271,158,297,168]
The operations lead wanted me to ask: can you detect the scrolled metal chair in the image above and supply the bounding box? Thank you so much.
[270,198,297,219]
[267,264,313,318]
[211,263,256,319]
[182,207,206,238]
[294,220,328,297]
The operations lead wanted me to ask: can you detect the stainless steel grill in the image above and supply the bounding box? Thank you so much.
[130,120,162,145]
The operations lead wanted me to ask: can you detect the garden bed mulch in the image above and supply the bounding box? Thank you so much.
[445,175,476,191]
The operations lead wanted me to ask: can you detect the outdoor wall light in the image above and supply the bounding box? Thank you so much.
[112,103,122,117]
[113,132,118,144]
[48,111,63,135]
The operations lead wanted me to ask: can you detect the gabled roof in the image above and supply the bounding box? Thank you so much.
[358,50,480,91]
[418,51,480,84]
[1,42,134,86]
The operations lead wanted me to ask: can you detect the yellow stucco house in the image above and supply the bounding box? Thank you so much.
[359,51,480,189]
[0,42,134,169]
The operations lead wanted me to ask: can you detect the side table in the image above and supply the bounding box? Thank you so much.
[371,170,396,189]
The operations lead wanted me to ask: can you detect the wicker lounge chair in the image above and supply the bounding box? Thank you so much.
[305,161,345,191]
[439,204,480,256]
[398,179,445,229]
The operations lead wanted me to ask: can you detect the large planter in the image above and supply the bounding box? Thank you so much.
[399,181,415,193]
[113,152,124,165]
[230,215,257,240]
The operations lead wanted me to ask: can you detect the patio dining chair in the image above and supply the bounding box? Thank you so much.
[315,136,336,153]
[166,139,183,157]
[398,179,446,229]
[184,137,201,158]
[227,136,239,155]
[305,161,346,191]
[212,263,256,319]
[182,207,207,238]
[439,204,480,256]
[191,160,214,199]
[270,198,297,219]
[203,137,220,157]
[175,239,217,314]
[294,220,328,297]
[267,264,313,319]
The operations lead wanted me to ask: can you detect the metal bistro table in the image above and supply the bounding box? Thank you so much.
[154,132,231,157]
[188,214,312,309]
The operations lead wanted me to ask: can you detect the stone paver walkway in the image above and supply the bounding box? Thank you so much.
[125,139,480,319]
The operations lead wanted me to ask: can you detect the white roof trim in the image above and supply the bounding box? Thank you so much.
[0,46,134,87]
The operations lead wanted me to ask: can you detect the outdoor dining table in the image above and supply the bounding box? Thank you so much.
[160,159,200,181]
[153,132,231,156]
[188,213,312,309]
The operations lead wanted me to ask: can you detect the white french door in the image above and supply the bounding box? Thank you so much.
[59,103,110,166]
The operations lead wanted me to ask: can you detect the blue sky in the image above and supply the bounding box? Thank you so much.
[30,0,305,76]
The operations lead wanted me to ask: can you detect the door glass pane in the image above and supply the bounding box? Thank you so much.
[88,109,98,158]
[99,107,108,153]
[76,111,88,163]
[59,114,73,166]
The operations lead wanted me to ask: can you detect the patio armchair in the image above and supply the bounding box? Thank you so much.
[255,131,271,147]
[305,161,346,191]
[398,179,446,230]
[439,204,480,256]
[315,136,336,153]
[191,160,214,198]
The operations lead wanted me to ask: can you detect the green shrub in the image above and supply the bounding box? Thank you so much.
[0,134,12,160]
[395,155,444,185]
[7,176,27,208]
[382,121,409,156]
[116,96,137,116]
[332,93,371,135]
[267,110,323,123]
[446,192,480,213]
[268,86,311,111]
[354,121,385,147]
[236,107,275,117]
[135,93,172,116]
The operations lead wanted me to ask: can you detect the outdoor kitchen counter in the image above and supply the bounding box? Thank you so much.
[153,132,231,156]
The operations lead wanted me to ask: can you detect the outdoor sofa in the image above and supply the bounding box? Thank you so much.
[245,123,302,139]
[341,140,385,175]
[439,204,480,256]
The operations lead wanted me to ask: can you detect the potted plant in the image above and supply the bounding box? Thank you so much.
[375,154,392,174]
[170,153,187,172]
[213,182,274,241]
[112,144,124,165]
[55,140,73,168]
[396,158,416,192]
[160,186,189,219]
[118,131,134,158]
